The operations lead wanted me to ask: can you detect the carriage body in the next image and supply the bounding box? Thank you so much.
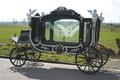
[30,7,95,54]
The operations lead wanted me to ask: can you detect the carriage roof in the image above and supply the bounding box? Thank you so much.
[41,7,83,21]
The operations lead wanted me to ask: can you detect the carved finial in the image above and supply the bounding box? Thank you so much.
[27,9,37,22]
[88,9,99,27]
[99,12,104,22]
[56,6,67,11]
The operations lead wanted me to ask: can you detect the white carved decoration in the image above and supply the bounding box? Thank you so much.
[46,21,79,38]
[27,9,37,22]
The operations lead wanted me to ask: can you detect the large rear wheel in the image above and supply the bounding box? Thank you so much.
[94,44,109,66]
[75,47,103,74]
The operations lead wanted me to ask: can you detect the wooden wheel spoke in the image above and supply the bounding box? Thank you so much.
[16,60,19,66]
[79,62,86,67]
[91,65,95,72]
[83,64,88,71]
[77,60,85,63]
[13,60,17,64]
[93,59,101,64]
[18,60,22,65]
[91,62,100,68]
[78,56,86,59]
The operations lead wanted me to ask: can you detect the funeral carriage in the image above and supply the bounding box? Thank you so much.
[9,7,109,74]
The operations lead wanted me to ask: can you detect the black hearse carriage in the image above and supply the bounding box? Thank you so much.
[10,7,109,74]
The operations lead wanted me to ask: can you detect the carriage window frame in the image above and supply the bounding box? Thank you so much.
[44,18,81,43]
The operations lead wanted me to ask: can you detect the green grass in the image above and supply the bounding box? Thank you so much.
[0,24,29,43]
[0,24,120,63]
[99,31,120,51]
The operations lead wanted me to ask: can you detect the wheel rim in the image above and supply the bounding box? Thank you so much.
[75,47,103,74]
[10,48,27,67]
[95,44,109,66]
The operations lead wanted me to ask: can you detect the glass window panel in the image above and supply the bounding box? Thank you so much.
[44,19,80,43]
[54,19,79,42]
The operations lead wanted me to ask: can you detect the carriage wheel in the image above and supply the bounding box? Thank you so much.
[26,48,41,61]
[75,47,103,74]
[9,48,27,67]
[94,44,109,66]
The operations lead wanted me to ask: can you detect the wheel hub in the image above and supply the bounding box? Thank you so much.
[86,57,93,64]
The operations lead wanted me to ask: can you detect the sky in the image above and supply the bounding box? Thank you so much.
[0,0,120,23]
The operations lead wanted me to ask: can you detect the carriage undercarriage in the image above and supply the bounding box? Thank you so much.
[9,7,109,74]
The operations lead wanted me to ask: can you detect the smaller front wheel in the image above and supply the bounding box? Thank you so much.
[26,48,41,61]
[9,48,27,67]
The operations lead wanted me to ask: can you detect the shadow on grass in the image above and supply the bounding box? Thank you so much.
[9,62,120,80]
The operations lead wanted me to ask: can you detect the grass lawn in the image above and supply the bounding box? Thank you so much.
[99,31,120,51]
[0,24,120,63]
[0,24,29,43]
